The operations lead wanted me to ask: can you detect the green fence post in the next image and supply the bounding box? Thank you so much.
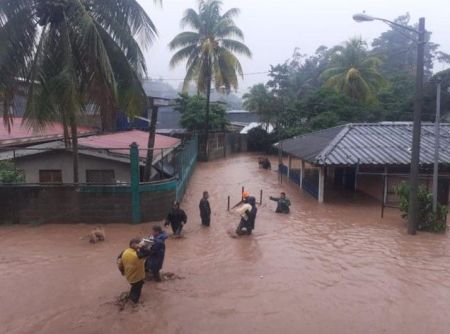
[130,142,141,224]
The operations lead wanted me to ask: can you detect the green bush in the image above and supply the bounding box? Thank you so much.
[396,182,448,233]
[0,160,24,183]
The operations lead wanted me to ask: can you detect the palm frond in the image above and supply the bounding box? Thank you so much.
[181,8,201,30]
[221,8,240,20]
[221,39,252,57]
[169,44,198,68]
[91,0,158,49]
[169,31,199,50]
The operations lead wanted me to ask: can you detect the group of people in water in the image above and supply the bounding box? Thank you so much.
[117,185,291,304]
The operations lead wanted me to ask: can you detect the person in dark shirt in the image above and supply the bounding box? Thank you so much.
[143,225,168,282]
[199,191,211,227]
[259,157,271,169]
[270,192,291,213]
[164,201,187,236]
[236,196,258,235]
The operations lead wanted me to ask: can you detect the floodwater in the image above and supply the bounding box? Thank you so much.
[1,154,450,334]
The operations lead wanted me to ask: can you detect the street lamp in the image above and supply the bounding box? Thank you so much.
[353,13,426,235]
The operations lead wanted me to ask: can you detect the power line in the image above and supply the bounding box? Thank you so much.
[148,71,269,82]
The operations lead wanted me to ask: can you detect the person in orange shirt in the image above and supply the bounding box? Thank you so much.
[117,238,146,304]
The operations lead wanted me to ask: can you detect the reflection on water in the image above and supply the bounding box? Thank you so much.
[1,154,450,334]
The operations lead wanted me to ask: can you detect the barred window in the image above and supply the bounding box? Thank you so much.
[39,170,62,184]
[86,170,115,184]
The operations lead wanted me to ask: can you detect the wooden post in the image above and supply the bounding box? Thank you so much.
[288,155,292,180]
[241,186,244,200]
[160,148,164,179]
[300,160,305,189]
[130,142,141,224]
[382,165,388,218]
[318,166,325,203]
[260,189,263,205]
[227,196,230,211]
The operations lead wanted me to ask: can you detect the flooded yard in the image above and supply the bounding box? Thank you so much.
[1,154,450,334]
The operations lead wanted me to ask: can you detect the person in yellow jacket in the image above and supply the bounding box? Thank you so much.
[117,238,147,304]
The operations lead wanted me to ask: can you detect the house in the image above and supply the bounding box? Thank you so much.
[2,130,180,184]
[276,122,450,204]
[0,117,95,147]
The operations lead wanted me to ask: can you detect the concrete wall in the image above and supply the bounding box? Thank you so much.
[16,151,131,183]
[205,132,247,161]
[140,187,176,222]
[0,183,176,224]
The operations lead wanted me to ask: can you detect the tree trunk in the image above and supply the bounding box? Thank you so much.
[69,116,79,184]
[62,112,70,148]
[100,96,117,132]
[144,103,158,182]
[203,70,212,161]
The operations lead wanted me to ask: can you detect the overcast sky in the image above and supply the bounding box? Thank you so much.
[137,0,450,94]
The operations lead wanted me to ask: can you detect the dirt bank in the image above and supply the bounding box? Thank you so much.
[1,154,450,334]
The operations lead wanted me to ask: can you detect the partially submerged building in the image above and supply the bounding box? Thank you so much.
[276,122,450,204]
[1,130,180,184]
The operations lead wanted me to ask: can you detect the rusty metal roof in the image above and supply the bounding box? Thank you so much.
[0,117,95,147]
[278,122,450,166]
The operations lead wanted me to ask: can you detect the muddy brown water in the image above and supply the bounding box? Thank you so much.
[1,154,450,334]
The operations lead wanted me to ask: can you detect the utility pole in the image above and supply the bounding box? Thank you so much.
[407,17,426,235]
[432,79,441,213]
[353,13,427,234]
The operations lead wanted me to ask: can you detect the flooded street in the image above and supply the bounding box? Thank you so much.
[1,154,450,334]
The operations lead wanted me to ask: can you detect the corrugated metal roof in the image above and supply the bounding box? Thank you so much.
[78,130,180,159]
[0,117,95,147]
[279,122,450,166]
[0,130,180,165]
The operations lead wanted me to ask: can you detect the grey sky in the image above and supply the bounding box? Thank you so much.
[137,0,450,94]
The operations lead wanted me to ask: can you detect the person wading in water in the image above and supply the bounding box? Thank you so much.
[164,201,187,236]
[117,238,147,304]
[144,225,168,282]
[199,191,211,227]
[270,192,291,213]
[236,193,257,235]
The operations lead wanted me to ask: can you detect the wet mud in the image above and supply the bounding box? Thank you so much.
[1,154,450,334]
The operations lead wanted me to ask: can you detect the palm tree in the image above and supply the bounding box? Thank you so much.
[0,0,159,183]
[169,0,251,159]
[321,38,385,102]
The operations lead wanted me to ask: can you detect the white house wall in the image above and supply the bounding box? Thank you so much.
[15,151,132,184]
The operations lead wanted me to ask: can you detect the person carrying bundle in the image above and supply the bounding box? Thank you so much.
[235,192,258,235]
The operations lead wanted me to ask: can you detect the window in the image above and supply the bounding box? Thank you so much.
[86,170,115,184]
[39,170,62,184]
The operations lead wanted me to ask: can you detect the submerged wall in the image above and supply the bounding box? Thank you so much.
[0,183,176,224]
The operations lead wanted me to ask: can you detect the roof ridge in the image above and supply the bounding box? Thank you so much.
[314,124,353,164]
[285,124,347,142]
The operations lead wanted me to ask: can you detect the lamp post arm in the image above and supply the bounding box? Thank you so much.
[375,17,421,34]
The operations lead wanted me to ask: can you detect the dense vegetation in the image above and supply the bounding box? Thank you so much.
[174,94,228,131]
[243,14,450,140]
[397,182,448,232]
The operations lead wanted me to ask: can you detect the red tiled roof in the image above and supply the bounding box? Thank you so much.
[78,130,180,158]
[0,117,94,146]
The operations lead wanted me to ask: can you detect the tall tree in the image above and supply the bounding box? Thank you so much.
[175,93,228,131]
[371,13,440,78]
[321,38,385,102]
[169,0,251,159]
[243,83,276,126]
[0,0,159,183]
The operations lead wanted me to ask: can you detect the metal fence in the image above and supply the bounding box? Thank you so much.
[175,135,198,201]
